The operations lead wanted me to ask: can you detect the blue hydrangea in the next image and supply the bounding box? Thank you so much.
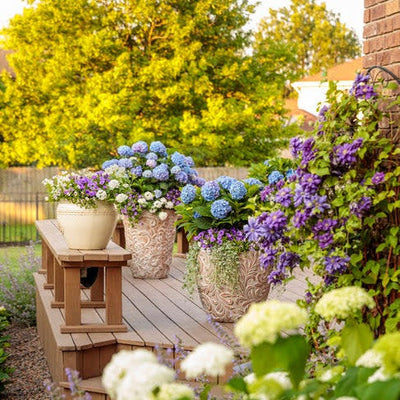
[185,156,195,167]
[146,152,158,161]
[102,159,119,169]
[194,177,206,187]
[175,171,188,184]
[142,170,153,178]
[171,165,181,174]
[268,170,284,184]
[171,151,186,166]
[131,141,148,154]
[216,176,236,190]
[131,166,142,177]
[193,211,201,219]
[229,181,247,200]
[153,164,169,181]
[118,158,133,169]
[201,181,220,201]
[264,160,271,166]
[211,199,232,219]
[154,189,162,198]
[244,178,262,186]
[117,145,134,157]
[181,184,197,204]
[286,169,295,179]
[150,141,167,156]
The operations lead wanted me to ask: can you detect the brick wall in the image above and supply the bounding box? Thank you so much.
[363,0,400,76]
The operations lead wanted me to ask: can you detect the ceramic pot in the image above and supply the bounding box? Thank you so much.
[122,210,177,279]
[56,201,118,250]
[197,248,270,322]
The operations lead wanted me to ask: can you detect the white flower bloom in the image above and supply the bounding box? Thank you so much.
[158,212,168,221]
[315,286,375,321]
[181,342,233,379]
[335,397,359,400]
[102,350,158,399]
[116,193,128,203]
[108,179,120,190]
[144,191,154,200]
[0,306,5,312]
[138,198,147,205]
[356,349,383,368]
[368,368,390,383]
[165,201,174,209]
[153,200,162,209]
[149,208,157,213]
[116,362,175,400]
[244,371,292,400]
[155,383,194,400]
[234,300,308,347]
[264,371,292,390]
[96,190,107,200]
[160,197,167,204]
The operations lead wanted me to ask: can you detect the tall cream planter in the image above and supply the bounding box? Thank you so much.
[122,210,178,279]
[197,248,271,322]
[56,201,118,250]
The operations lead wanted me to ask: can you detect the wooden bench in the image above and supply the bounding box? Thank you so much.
[35,219,131,334]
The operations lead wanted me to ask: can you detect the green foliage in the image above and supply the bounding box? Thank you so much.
[0,308,13,393]
[0,0,294,168]
[254,0,361,78]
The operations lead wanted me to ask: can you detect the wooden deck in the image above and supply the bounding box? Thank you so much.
[36,256,317,399]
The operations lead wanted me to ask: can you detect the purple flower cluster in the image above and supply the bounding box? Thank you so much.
[350,196,372,218]
[372,171,385,185]
[71,171,110,198]
[193,227,245,249]
[324,255,349,275]
[332,138,363,167]
[350,73,377,100]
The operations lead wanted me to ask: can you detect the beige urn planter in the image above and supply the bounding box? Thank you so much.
[197,248,271,322]
[56,201,118,250]
[122,210,178,279]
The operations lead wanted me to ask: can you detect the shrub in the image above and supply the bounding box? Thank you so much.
[0,307,13,392]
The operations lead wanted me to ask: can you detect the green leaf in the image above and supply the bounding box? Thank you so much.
[193,206,212,217]
[341,320,373,365]
[334,367,376,398]
[355,379,400,400]
[226,377,249,394]
[193,217,212,230]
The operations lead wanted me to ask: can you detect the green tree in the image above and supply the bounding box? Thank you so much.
[254,0,361,78]
[0,0,298,169]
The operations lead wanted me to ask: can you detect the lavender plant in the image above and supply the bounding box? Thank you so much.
[246,74,400,339]
[45,368,91,400]
[0,307,13,393]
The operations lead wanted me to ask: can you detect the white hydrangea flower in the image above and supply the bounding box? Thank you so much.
[244,372,292,400]
[138,198,147,205]
[155,383,194,400]
[356,349,383,368]
[315,287,375,321]
[153,200,162,209]
[108,179,120,190]
[158,212,168,221]
[368,368,390,383]
[144,191,154,200]
[234,300,308,347]
[264,371,292,390]
[181,342,233,379]
[165,201,174,209]
[116,193,128,203]
[160,197,167,204]
[116,362,175,400]
[102,349,158,399]
[96,189,107,200]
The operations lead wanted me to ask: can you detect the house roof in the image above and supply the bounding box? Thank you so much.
[299,58,363,83]
[0,49,14,76]
[284,98,317,132]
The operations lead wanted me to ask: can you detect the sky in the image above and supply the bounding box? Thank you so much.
[0,0,364,41]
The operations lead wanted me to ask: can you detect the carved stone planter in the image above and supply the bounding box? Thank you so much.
[56,201,118,250]
[122,210,178,279]
[197,248,271,322]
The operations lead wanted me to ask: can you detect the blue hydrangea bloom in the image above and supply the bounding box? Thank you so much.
[181,184,197,204]
[150,141,167,156]
[118,158,133,169]
[185,156,195,167]
[154,189,162,198]
[268,170,284,184]
[229,181,247,200]
[117,145,134,157]
[142,170,153,178]
[211,199,232,219]
[244,178,262,186]
[216,176,236,190]
[264,159,271,166]
[131,141,148,154]
[194,177,206,187]
[193,211,201,219]
[171,151,186,166]
[102,159,119,169]
[175,171,188,184]
[146,152,158,161]
[201,181,220,201]
[171,165,181,174]
[286,169,295,179]
[153,164,169,181]
[131,166,142,177]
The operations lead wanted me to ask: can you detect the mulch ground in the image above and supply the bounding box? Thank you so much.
[1,324,51,399]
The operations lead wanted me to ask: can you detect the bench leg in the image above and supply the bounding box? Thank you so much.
[105,268,122,325]
[44,251,55,289]
[53,259,64,306]
[90,267,104,302]
[64,268,81,327]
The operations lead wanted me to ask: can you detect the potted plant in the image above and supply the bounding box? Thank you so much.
[43,169,119,251]
[175,175,270,322]
[101,140,204,279]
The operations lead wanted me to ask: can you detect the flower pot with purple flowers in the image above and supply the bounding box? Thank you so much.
[176,176,270,322]
[101,141,203,278]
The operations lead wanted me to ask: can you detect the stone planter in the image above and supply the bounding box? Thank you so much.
[56,201,118,250]
[197,248,271,322]
[122,210,178,279]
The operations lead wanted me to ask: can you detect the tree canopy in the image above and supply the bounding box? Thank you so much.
[0,0,299,169]
[253,0,361,79]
